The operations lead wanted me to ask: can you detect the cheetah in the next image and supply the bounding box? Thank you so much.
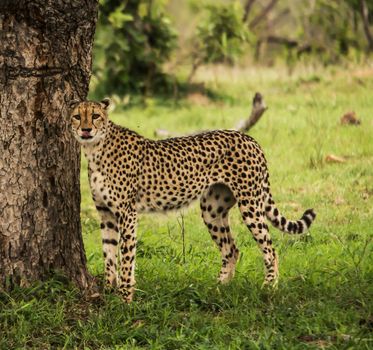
[69,98,316,302]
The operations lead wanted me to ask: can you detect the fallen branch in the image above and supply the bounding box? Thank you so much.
[237,92,268,132]
[154,91,268,138]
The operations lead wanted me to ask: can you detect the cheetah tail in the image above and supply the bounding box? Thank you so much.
[264,193,316,234]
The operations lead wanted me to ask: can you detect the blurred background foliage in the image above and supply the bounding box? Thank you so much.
[90,0,373,99]
[92,0,178,97]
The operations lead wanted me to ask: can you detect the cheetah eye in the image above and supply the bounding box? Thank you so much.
[73,114,81,120]
[92,114,100,120]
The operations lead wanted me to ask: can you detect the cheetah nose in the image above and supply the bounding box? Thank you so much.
[81,128,93,139]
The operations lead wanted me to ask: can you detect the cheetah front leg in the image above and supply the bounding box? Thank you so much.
[97,206,119,290]
[117,207,138,303]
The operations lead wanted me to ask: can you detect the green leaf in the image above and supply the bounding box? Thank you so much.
[108,5,133,29]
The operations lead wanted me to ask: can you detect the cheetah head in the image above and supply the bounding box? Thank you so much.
[69,98,110,145]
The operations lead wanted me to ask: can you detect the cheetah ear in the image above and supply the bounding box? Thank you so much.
[100,98,111,110]
[69,99,80,110]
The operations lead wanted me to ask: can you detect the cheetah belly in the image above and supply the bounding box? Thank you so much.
[135,159,228,213]
[135,180,209,213]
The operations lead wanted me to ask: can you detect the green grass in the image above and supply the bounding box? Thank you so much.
[1,65,373,349]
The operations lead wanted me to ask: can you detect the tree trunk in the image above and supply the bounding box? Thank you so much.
[360,0,373,52]
[242,0,256,23]
[249,0,278,30]
[0,0,98,289]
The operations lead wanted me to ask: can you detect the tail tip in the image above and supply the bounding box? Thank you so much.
[302,208,316,228]
[304,208,316,218]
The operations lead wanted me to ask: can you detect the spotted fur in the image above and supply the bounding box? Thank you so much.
[70,99,316,302]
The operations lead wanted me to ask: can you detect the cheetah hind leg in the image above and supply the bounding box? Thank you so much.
[200,184,239,284]
[238,202,279,288]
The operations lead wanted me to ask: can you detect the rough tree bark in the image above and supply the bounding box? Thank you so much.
[0,0,98,289]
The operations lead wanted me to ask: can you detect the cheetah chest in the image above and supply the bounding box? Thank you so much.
[89,169,111,206]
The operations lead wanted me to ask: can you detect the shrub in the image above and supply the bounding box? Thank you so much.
[91,0,178,97]
[195,2,250,65]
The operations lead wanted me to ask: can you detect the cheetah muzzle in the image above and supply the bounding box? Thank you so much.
[69,99,316,303]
